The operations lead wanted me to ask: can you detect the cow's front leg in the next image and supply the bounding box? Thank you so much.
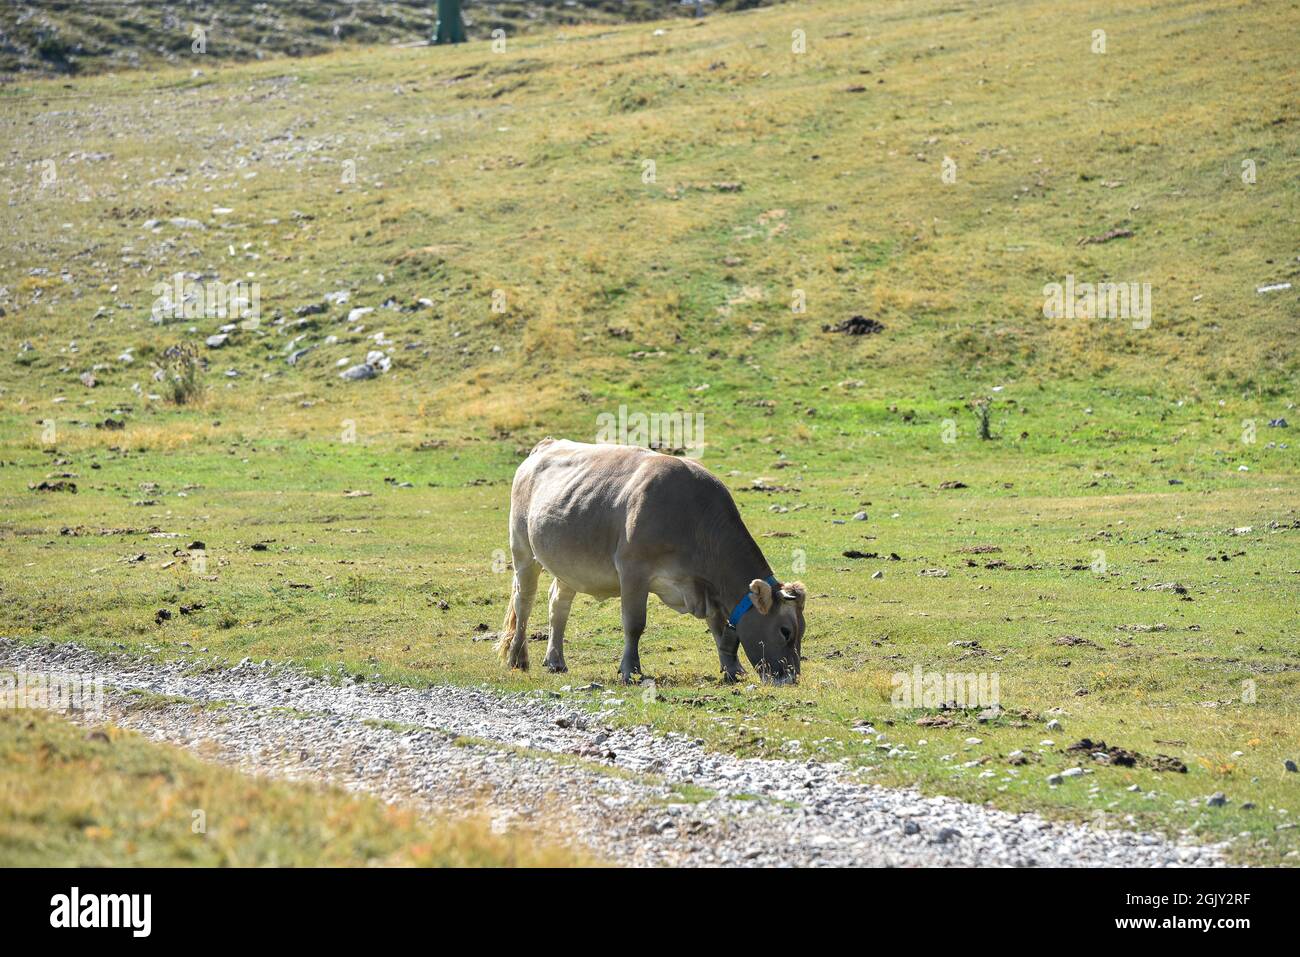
[543,579,575,673]
[617,582,648,684]
[709,615,745,682]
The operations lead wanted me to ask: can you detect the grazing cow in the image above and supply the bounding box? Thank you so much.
[496,438,806,684]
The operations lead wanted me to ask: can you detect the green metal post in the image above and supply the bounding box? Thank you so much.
[434,0,466,45]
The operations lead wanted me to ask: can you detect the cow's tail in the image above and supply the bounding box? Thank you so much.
[495,576,527,669]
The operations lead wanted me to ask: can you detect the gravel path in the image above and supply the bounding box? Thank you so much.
[1,640,1228,867]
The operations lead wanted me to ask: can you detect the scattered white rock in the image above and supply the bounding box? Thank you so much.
[339,363,376,381]
[339,351,391,380]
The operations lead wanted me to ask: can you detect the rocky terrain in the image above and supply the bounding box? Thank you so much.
[0,639,1230,867]
[0,0,774,75]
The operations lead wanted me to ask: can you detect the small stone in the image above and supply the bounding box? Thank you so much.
[1205,792,1228,807]
[1061,767,1084,778]
[1047,773,1063,785]
[1045,719,1062,731]
[1285,759,1298,773]
[903,820,920,835]
[932,827,960,844]
[339,363,377,381]
[852,511,868,521]
[205,333,229,348]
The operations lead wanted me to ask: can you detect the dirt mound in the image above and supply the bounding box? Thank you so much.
[823,316,884,336]
[1066,738,1188,773]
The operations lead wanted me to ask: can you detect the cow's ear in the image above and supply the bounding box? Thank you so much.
[749,578,774,614]
[781,581,806,611]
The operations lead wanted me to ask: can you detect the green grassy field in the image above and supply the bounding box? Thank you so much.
[1,0,1297,864]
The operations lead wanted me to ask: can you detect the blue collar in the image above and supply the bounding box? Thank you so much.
[727,575,779,629]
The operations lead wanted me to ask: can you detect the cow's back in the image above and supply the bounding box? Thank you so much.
[509,440,716,597]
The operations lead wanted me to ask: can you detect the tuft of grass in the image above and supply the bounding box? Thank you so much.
[971,398,994,441]
[162,343,205,407]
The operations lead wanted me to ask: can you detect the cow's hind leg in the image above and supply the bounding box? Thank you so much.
[497,556,541,671]
[617,576,649,684]
[543,579,575,673]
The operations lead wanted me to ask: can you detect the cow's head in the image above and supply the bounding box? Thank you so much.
[735,579,805,684]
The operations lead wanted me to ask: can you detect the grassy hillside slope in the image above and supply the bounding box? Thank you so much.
[0,0,1297,863]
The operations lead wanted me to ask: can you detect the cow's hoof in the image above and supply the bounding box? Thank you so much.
[543,659,568,673]
[618,656,642,685]
[720,663,745,683]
